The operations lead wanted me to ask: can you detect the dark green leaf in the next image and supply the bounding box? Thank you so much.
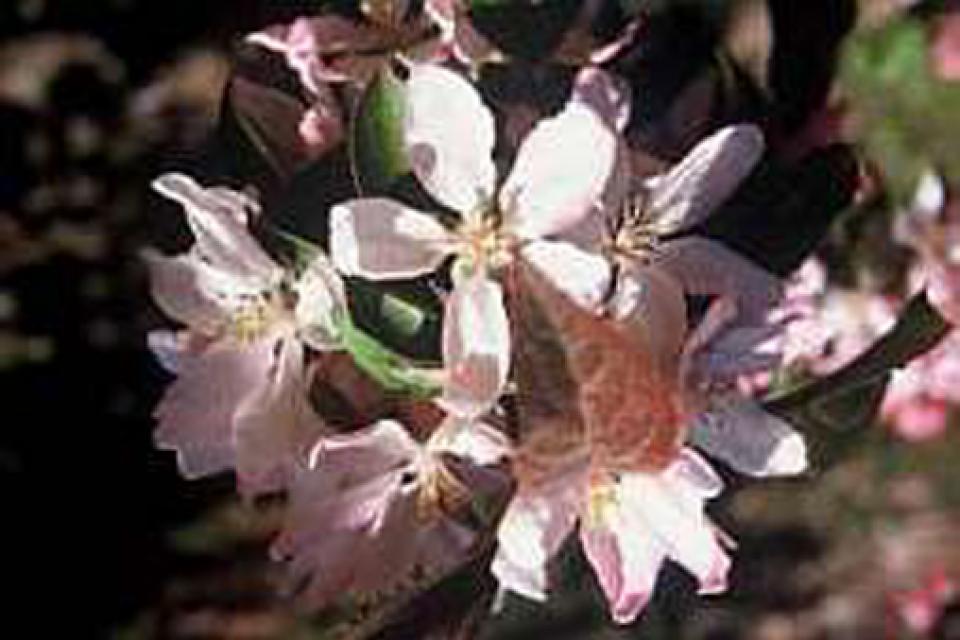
[349,66,411,196]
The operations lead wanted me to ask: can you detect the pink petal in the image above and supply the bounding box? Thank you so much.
[570,66,631,132]
[501,103,616,239]
[405,64,496,213]
[441,274,510,418]
[153,336,277,480]
[656,236,781,325]
[648,125,765,235]
[233,338,329,498]
[329,198,454,279]
[580,518,662,625]
[152,173,282,292]
[141,249,226,332]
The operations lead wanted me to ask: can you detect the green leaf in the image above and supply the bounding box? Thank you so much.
[347,278,443,361]
[337,316,441,398]
[349,66,411,196]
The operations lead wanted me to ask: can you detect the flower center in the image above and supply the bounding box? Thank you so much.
[585,477,619,529]
[456,202,516,273]
[606,189,661,266]
[227,290,292,343]
[414,455,471,524]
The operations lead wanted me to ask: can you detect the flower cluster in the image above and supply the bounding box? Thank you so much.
[143,1,818,628]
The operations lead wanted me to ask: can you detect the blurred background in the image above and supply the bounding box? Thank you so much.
[2,0,960,638]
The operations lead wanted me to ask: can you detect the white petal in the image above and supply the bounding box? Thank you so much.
[329,198,454,279]
[294,251,347,350]
[520,240,611,313]
[433,416,513,466]
[141,249,226,332]
[656,236,781,324]
[648,125,765,235]
[619,457,730,594]
[405,64,496,213]
[501,103,616,239]
[152,173,281,291]
[492,489,579,601]
[441,274,510,418]
[570,66,631,132]
[692,399,808,477]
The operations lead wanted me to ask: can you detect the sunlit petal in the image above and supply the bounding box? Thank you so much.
[330,198,454,279]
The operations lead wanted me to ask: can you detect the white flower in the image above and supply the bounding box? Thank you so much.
[144,173,346,496]
[329,64,617,418]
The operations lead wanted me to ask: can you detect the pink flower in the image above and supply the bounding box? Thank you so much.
[882,330,960,441]
[489,122,807,624]
[144,173,346,497]
[895,170,960,325]
[931,11,960,82]
[493,450,730,625]
[329,64,617,418]
[272,417,511,609]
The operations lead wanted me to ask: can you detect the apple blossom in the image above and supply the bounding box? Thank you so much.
[272,416,512,609]
[330,63,616,418]
[144,172,346,496]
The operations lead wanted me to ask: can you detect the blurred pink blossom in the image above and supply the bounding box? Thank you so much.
[931,11,960,82]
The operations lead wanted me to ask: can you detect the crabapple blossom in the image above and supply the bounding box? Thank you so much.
[273,416,511,608]
[330,63,616,418]
[144,173,346,496]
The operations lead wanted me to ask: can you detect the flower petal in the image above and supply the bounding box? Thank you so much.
[693,398,808,477]
[492,486,579,601]
[501,103,616,239]
[581,515,664,625]
[648,124,765,235]
[141,248,226,332]
[153,336,277,480]
[294,252,347,350]
[153,173,282,292]
[618,454,730,595]
[405,64,496,213]
[570,66,631,132]
[656,236,782,325]
[329,198,454,279]
[234,338,329,497]
[441,274,511,418]
[519,240,611,313]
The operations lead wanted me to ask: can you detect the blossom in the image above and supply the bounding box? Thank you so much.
[144,173,346,496]
[272,417,511,609]
[493,449,729,625]
[246,1,466,88]
[490,122,807,623]
[895,170,960,325]
[881,330,960,441]
[330,63,616,418]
